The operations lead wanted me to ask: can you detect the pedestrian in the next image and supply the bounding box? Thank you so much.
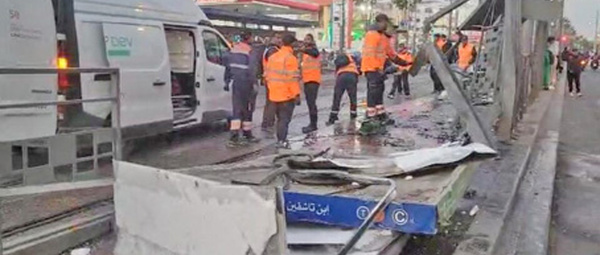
[566,49,583,97]
[300,34,322,134]
[543,39,555,90]
[430,34,451,94]
[223,31,260,147]
[542,36,556,90]
[360,13,411,135]
[326,51,360,126]
[547,36,559,87]
[388,43,413,99]
[265,34,301,149]
[260,33,282,133]
[456,35,477,72]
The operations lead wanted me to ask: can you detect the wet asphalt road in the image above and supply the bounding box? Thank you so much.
[550,70,600,254]
[128,72,433,169]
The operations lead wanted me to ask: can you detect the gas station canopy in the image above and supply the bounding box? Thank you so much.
[202,7,318,28]
[196,0,320,15]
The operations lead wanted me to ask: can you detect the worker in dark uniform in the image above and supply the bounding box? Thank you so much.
[223,31,260,147]
[430,34,452,94]
[326,51,360,125]
[260,33,282,133]
[300,34,321,134]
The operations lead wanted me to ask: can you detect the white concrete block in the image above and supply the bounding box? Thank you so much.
[113,161,279,255]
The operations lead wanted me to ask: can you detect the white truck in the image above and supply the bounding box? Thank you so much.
[1,0,232,142]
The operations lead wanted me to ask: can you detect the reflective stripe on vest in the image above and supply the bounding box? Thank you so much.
[337,54,359,75]
[301,53,321,83]
[230,63,249,69]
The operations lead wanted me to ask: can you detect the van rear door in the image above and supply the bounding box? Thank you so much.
[0,0,58,141]
[102,23,173,132]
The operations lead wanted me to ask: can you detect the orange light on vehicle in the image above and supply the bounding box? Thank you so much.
[57,57,68,69]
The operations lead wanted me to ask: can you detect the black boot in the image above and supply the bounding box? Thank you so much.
[326,114,339,126]
[302,115,318,134]
[378,113,395,126]
[302,124,318,134]
[227,132,245,147]
[243,131,260,143]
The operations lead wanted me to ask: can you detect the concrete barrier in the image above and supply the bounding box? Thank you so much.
[113,161,286,255]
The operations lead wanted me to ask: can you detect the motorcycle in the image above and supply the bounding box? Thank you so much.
[580,59,588,71]
[591,59,599,70]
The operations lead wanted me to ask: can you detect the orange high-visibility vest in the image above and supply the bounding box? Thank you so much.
[337,54,359,75]
[301,53,322,84]
[457,43,475,70]
[397,52,413,71]
[361,30,395,73]
[265,46,300,102]
[262,45,279,75]
[436,39,446,51]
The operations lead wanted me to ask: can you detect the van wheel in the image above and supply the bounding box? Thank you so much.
[164,133,176,144]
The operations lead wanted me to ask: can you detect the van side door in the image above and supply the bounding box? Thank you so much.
[0,0,57,141]
[102,23,173,132]
[196,27,230,120]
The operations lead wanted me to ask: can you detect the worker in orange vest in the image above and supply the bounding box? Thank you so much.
[360,14,411,134]
[299,34,321,134]
[456,35,477,71]
[265,34,301,149]
[430,34,452,94]
[388,43,413,99]
[261,33,282,133]
[326,51,360,125]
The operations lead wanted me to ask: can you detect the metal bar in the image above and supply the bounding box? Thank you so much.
[0,97,116,110]
[113,72,123,161]
[426,43,494,146]
[0,68,118,75]
[422,0,470,34]
[0,179,113,198]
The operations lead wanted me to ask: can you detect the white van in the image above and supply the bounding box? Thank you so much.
[0,0,232,141]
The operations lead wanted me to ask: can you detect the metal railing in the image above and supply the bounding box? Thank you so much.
[0,67,122,187]
[0,67,122,254]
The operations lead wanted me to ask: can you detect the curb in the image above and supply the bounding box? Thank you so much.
[453,75,565,255]
[498,72,566,255]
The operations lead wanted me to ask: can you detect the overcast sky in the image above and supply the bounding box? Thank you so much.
[564,0,599,39]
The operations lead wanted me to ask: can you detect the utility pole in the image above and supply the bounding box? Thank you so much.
[595,9,599,53]
[340,0,346,51]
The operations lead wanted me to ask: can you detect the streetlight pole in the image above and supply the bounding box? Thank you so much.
[595,9,599,53]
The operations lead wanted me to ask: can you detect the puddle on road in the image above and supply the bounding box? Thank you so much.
[291,97,463,156]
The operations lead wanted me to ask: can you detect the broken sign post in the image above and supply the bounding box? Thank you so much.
[425,43,494,147]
